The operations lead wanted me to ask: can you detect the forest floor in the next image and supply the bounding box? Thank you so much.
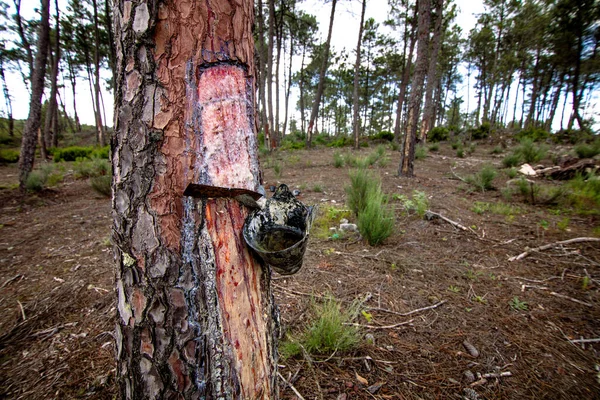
[0,141,599,399]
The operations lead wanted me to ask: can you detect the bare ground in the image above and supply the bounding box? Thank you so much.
[0,143,599,399]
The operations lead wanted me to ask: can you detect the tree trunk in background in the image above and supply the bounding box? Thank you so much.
[67,55,82,132]
[306,0,337,148]
[352,0,366,150]
[13,0,34,80]
[18,0,50,190]
[299,47,306,133]
[92,0,105,146]
[393,2,418,144]
[103,0,116,78]
[399,0,430,178]
[274,15,283,145]
[267,0,275,148]
[282,33,293,137]
[112,1,277,398]
[0,58,14,136]
[44,0,60,149]
[419,0,444,143]
[256,0,269,145]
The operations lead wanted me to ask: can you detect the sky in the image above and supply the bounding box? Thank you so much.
[2,0,598,132]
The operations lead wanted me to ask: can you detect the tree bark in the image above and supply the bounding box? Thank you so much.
[92,0,105,145]
[399,0,430,177]
[267,0,275,148]
[352,0,366,150]
[393,1,418,144]
[0,57,14,136]
[306,0,337,148]
[18,0,51,190]
[12,0,33,80]
[44,0,60,150]
[282,30,293,137]
[256,0,269,145]
[418,0,444,143]
[112,1,277,398]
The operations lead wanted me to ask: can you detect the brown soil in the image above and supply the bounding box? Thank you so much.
[1,143,599,399]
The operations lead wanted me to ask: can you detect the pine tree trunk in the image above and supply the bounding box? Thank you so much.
[18,0,50,190]
[352,0,366,150]
[44,0,60,150]
[393,2,417,143]
[92,0,105,146]
[299,47,306,134]
[282,35,293,137]
[399,0,430,177]
[112,1,277,398]
[267,0,275,148]
[418,0,444,143]
[306,0,337,148]
[0,57,14,137]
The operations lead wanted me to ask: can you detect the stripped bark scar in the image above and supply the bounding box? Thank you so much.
[194,63,259,191]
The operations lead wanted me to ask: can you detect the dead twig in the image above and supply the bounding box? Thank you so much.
[424,210,475,234]
[569,338,600,344]
[278,371,306,400]
[521,285,593,307]
[17,300,26,321]
[344,318,414,330]
[2,274,24,288]
[367,299,447,317]
[508,237,600,261]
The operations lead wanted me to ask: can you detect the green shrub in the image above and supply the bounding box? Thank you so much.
[280,296,360,358]
[91,175,112,197]
[25,171,46,192]
[516,138,547,163]
[451,141,462,150]
[553,129,594,144]
[507,167,518,179]
[456,148,464,158]
[314,133,330,146]
[466,165,497,192]
[394,190,429,218]
[358,189,395,245]
[490,146,503,155]
[280,139,306,150]
[502,153,522,168]
[469,122,491,140]
[428,143,440,152]
[346,168,379,216]
[371,131,394,141]
[328,137,352,148]
[389,141,400,151]
[73,158,111,179]
[333,152,344,168]
[415,146,427,160]
[574,141,600,159]
[55,145,110,162]
[0,149,19,163]
[428,126,449,142]
[564,174,600,214]
[516,127,550,142]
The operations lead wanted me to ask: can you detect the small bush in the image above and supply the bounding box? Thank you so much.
[574,141,600,159]
[280,295,360,358]
[456,148,464,158]
[333,152,344,168]
[91,175,112,197]
[428,126,449,142]
[466,165,497,192]
[469,122,491,140]
[516,138,547,163]
[428,143,440,152]
[280,139,306,150]
[490,146,503,155]
[389,141,400,151]
[451,141,462,150]
[394,190,429,218]
[371,131,394,141]
[25,171,46,192]
[328,137,352,148]
[346,168,379,216]
[53,145,109,162]
[564,174,600,214]
[273,162,282,177]
[74,158,111,179]
[0,149,19,163]
[312,183,323,192]
[507,168,518,179]
[358,189,395,245]
[502,153,522,168]
[415,146,427,160]
[516,127,550,142]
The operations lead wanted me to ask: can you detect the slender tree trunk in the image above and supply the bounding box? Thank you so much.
[299,46,306,133]
[18,0,51,190]
[352,0,366,150]
[104,0,116,77]
[306,0,337,148]
[0,58,14,136]
[282,33,293,137]
[67,55,82,132]
[419,0,444,143]
[274,15,283,146]
[44,0,60,150]
[92,0,105,146]
[12,0,34,79]
[393,2,418,143]
[112,0,277,398]
[399,0,430,177]
[267,0,275,149]
[525,47,541,129]
[256,0,268,145]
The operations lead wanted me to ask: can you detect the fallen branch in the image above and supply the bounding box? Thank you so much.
[521,285,593,307]
[482,371,512,379]
[424,210,475,234]
[2,274,24,288]
[367,299,447,317]
[17,300,26,321]
[278,371,306,400]
[569,338,600,344]
[509,237,600,261]
[344,318,414,330]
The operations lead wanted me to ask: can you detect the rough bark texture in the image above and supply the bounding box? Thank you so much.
[399,0,430,177]
[44,0,61,149]
[112,1,277,398]
[352,0,366,150]
[18,0,51,190]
